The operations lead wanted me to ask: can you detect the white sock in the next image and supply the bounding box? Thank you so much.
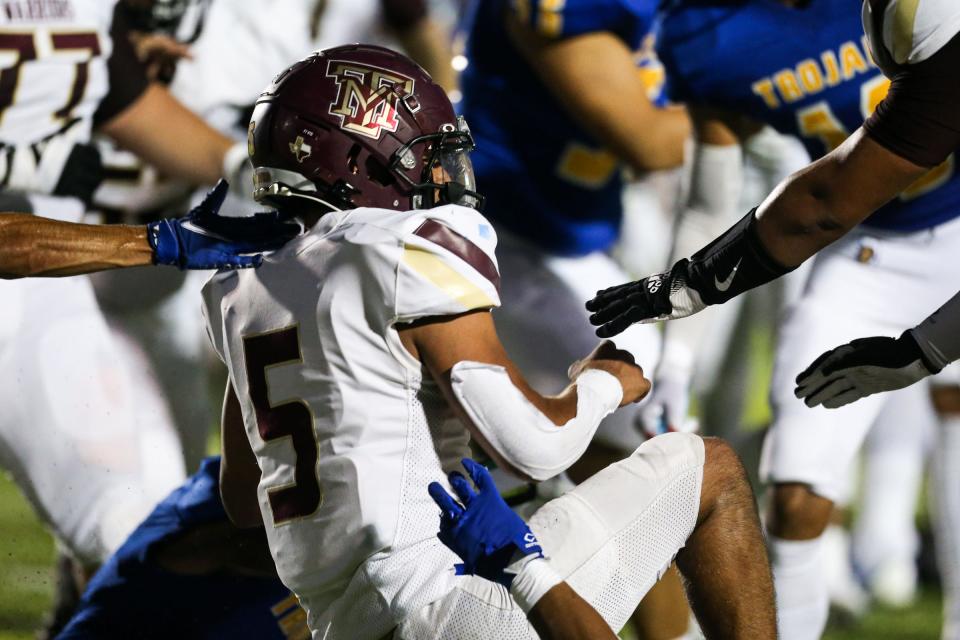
[769,535,829,640]
[933,416,960,640]
[853,382,930,604]
[822,525,868,616]
[853,446,922,604]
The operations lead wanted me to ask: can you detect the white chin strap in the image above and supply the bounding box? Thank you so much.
[450,362,623,482]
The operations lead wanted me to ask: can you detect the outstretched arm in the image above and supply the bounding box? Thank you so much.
[0,214,151,279]
[753,128,925,266]
[399,310,650,481]
[0,181,299,279]
[586,128,925,337]
[587,30,960,337]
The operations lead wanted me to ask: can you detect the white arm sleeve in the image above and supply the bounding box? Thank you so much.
[912,289,960,371]
[658,142,744,378]
[450,363,623,482]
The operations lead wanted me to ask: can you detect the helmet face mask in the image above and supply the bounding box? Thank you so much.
[247,45,484,216]
[393,117,484,211]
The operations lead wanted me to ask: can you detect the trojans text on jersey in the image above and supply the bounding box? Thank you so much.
[751,36,877,109]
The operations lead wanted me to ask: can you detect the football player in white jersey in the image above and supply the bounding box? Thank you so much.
[203,44,776,639]
[91,0,460,471]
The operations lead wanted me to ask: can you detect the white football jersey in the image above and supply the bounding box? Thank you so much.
[0,0,118,145]
[863,0,960,73]
[202,204,501,637]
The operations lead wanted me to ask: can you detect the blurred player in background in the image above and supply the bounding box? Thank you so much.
[58,456,309,640]
[206,45,775,639]
[585,0,960,637]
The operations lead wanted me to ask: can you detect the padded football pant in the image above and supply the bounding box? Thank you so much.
[397,433,704,639]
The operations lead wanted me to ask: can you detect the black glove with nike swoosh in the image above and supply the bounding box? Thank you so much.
[587,209,795,338]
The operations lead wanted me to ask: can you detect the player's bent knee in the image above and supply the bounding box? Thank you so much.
[767,482,833,540]
[621,432,706,480]
[932,385,960,415]
[698,437,753,515]
[701,437,745,478]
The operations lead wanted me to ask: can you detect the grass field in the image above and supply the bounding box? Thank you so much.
[0,471,55,640]
[0,469,945,639]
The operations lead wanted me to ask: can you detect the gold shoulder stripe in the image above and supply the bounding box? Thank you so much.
[892,0,921,62]
[402,245,496,310]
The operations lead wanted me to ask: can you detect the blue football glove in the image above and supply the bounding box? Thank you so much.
[428,458,544,588]
[147,180,301,270]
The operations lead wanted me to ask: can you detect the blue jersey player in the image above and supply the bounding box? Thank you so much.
[583,1,960,638]
[460,0,689,470]
[58,457,308,640]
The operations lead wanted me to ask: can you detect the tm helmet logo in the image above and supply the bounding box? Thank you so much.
[326,60,415,140]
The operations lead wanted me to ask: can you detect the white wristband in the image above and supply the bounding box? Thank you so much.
[573,368,624,416]
[509,556,564,614]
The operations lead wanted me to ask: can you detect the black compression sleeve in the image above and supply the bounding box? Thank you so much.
[863,32,960,169]
[682,209,795,305]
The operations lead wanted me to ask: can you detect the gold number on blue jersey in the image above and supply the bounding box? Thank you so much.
[796,75,954,201]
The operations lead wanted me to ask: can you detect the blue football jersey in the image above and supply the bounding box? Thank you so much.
[58,457,307,640]
[658,0,960,232]
[461,0,662,255]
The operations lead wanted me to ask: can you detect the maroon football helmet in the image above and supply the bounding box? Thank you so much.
[248,44,482,214]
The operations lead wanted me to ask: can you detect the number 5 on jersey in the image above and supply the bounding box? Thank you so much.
[242,326,322,525]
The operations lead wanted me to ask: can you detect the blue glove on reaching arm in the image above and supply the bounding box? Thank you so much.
[428,458,544,588]
[147,180,301,270]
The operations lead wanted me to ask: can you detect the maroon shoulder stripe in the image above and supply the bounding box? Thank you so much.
[413,219,500,293]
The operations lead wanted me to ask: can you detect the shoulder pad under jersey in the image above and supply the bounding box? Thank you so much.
[863,0,960,72]
[393,205,501,323]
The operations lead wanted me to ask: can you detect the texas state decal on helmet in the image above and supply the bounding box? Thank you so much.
[326,61,416,140]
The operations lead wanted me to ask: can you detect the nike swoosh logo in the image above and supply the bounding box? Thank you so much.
[714,259,742,292]
[180,220,230,242]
